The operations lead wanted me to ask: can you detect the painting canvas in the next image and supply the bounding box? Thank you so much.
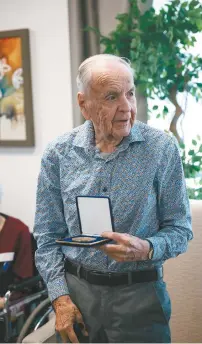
[0,29,34,147]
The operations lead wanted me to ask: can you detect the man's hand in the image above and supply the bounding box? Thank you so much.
[98,232,150,262]
[0,297,5,309]
[52,295,88,343]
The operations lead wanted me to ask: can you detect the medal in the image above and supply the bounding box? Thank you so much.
[72,236,97,242]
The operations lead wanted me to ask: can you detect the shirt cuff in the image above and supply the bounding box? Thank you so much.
[146,236,166,261]
[47,276,69,302]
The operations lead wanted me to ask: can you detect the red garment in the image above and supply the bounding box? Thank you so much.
[0,215,33,279]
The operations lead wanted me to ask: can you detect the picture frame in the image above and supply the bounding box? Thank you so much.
[0,29,34,147]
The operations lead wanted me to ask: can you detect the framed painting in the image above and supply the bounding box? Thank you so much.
[0,29,34,147]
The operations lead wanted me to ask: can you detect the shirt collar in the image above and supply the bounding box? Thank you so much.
[72,120,145,150]
[73,120,95,149]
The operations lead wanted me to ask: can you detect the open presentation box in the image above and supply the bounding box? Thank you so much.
[56,196,114,247]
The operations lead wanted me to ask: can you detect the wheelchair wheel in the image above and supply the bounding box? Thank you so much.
[16,297,52,343]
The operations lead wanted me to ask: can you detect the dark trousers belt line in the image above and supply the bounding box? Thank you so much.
[65,259,163,286]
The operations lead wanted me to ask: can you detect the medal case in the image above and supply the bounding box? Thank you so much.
[56,196,114,247]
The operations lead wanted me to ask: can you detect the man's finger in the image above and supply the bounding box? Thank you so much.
[59,330,70,344]
[100,243,126,254]
[76,313,89,336]
[101,231,133,246]
[66,326,79,343]
[77,322,89,337]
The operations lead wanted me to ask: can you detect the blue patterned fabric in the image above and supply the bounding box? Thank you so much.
[34,120,192,301]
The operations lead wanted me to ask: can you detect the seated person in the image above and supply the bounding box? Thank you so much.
[0,212,33,308]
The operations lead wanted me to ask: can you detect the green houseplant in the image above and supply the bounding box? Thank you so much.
[89,0,202,199]
[179,139,202,199]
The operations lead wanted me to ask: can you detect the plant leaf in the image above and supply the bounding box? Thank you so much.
[153,105,158,110]
[192,139,197,146]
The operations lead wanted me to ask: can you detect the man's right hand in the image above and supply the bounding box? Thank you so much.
[52,295,88,343]
[0,297,5,309]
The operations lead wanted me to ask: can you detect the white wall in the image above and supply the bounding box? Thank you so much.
[0,0,73,230]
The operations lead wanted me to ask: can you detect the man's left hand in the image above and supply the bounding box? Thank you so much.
[98,232,150,262]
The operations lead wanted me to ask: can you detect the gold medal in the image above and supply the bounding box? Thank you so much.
[72,236,96,242]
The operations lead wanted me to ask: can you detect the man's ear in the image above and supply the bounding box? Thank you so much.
[77,92,90,120]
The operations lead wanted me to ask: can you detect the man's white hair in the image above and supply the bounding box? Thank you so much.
[76,54,135,93]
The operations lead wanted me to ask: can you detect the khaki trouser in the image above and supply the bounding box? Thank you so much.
[63,271,171,343]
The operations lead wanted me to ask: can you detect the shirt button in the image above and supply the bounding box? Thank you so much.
[102,187,108,192]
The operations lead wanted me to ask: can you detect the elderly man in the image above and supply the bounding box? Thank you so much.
[34,54,192,343]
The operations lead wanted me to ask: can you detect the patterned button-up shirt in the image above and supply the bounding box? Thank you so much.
[34,120,192,301]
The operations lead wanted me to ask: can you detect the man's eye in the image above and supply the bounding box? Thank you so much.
[128,91,135,97]
[106,94,116,101]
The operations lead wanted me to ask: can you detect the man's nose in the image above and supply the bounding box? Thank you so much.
[119,95,131,112]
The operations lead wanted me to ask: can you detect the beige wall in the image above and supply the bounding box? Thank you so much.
[98,0,128,36]
[164,200,202,343]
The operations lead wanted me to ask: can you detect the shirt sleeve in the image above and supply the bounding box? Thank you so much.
[33,144,69,302]
[146,136,193,262]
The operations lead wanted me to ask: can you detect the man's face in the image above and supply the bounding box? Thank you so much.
[78,62,136,142]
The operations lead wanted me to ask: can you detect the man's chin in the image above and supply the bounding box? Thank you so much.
[117,126,131,138]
